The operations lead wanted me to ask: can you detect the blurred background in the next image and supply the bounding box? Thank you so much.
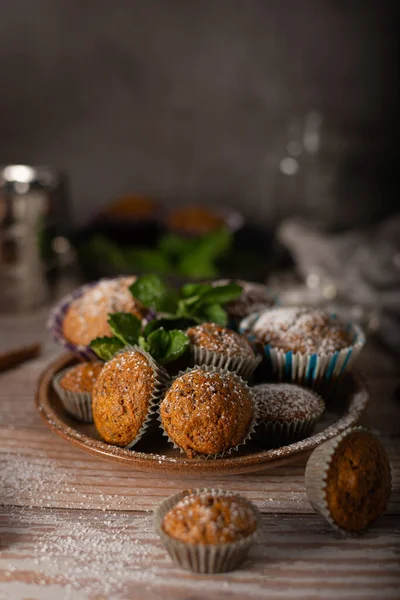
[0,1,399,351]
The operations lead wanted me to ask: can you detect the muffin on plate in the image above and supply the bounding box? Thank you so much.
[62,276,146,347]
[159,366,257,458]
[155,488,260,573]
[254,383,325,448]
[212,279,275,323]
[92,347,170,448]
[240,307,365,387]
[53,361,103,423]
[186,322,261,380]
[305,428,392,535]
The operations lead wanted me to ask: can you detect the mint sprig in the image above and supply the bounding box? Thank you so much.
[89,336,125,361]
[129,274,178,313]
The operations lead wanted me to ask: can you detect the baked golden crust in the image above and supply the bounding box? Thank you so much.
[92,350,155,447]
[60,362,103,393]
[160,368,254,458]
[186,323,255,358]
[62,277,146,346]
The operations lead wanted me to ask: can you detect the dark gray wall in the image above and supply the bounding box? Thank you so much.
[0,1,397,228]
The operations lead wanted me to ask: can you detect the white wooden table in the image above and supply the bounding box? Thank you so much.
[0,310,399,600]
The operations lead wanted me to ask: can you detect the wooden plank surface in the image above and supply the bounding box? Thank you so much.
[0,311,399,599]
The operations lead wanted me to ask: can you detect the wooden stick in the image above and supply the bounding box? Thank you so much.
[0,343,41,373]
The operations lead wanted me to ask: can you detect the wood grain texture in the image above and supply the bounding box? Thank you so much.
[0,314,399,599]
[1,507,399,600]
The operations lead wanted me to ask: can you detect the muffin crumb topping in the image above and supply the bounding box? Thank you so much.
[187,322,254,357]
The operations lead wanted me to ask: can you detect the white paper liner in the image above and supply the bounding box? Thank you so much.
[53,368,94,423]
[257,408,325,449]
[155,488,261,573]
[239,312,365,388]
[93,345,170,449]
[190,344,261,380]
[158,364,259,459]
[305,427,392,536]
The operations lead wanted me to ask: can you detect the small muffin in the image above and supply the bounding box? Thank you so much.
[59,361,103,393]
[53,361,103,423]
[212,279,275,321]
[305,428,392,534]
[240,307,365,386]
[102,194,157,219]
[250,307,351,354]
[254,383,325,447]
[62,277,147,347]
[186,322,260,380]
[159,367,256,458]
[155,488,260,573]
[92,348,169,448]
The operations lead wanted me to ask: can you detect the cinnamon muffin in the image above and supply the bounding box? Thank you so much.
[156,488,260,573]
[62,277,147,347]
[306,428,392,534]
[254,383,325,447]
[186,322,260,380]
[59,361,103,394]
[249,307,351,354]
[162,491,257,544]
[159,366,256,458]
[92,348,169,447]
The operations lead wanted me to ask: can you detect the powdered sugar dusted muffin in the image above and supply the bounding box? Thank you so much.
[155,488,260,573]
[62,277,147,347]
[53,361,104,423]
[240,307,365,386]
[213,279,275,321]
[254,383,325,447]
[159,366,257,458]
[250,307,351,354]
[92,347,169,447]
[186,322,260,380]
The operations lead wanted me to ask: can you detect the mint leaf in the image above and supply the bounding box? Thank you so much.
[199,283,242,305]
[143,328,190,365]
[177,228,232,279]
[144,315,196,336]
[200,304,228,326]
[130,274,178,312]
[107,312,141,345]
[89,336,124,361]
[180,283,214,299]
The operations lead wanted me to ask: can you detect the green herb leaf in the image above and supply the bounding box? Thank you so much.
[107,312,141,345]
[130,274,178,312]
[143,327,190,365]
[177,228,232,279]
[144,315,196,336]
[199,304,228,326]
[180,283,214,299]
[89,336,125,361]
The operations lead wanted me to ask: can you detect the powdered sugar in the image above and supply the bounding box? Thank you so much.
[187,322,255,357]
[254,383,325,422]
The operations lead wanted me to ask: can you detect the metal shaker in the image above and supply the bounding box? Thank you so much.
[0,165,67,312]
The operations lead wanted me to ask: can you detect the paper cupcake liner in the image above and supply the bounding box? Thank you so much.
[155,488,261,573]
[53,367,94,423]
[158,364,259,459]
[256,405,325,449]
[47,276,152,361]
[240,313,365,388]
[116,345,171,449]
[305,427,392,536]
[189,344,261,381]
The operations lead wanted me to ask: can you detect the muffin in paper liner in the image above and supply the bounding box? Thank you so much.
[47,276,150,361]
[305,427,392,536]
[158,364,259,459]
[53,367,94,423]
[239,311,365,389]
[155,488,261,573]
[189,344,261,381]
[93,345,171,449]
[254,384,325,448]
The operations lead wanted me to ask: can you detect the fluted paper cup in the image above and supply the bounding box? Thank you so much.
[53,367,94,422]
[190,344,261,380]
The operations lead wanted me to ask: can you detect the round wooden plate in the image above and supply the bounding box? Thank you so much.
[36,353,369,476]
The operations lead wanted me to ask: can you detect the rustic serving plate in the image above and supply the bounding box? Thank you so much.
[36,353,369,476]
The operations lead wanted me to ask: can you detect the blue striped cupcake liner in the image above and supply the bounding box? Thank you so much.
[239,312,365,388]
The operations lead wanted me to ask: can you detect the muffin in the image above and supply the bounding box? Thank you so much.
[186,322,261,380]
[102,194,158,220]
[212,279,275,323]
[92,347,170,448]
[155,488,261,573]
[240,307,365,386]
[53,361,103,423]
[165,205,224,235]
[62,277,147,347]
[159,366,257,458]
[305,428,392,535]
[254,383,325,447]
